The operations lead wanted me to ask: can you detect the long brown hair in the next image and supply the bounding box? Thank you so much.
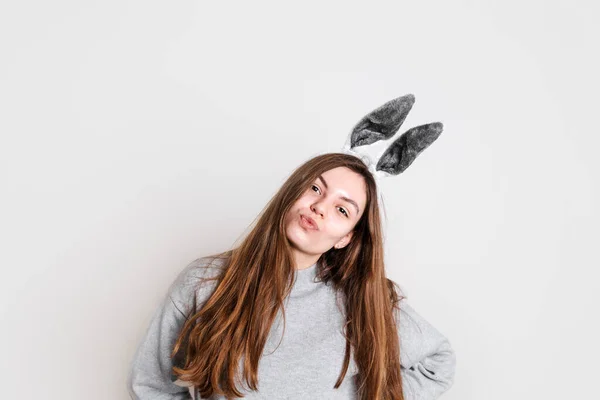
[171,152,406,399]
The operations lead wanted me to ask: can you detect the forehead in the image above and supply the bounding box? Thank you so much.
[318,167,368,211]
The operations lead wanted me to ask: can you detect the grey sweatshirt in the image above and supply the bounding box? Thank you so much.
[128,256,456,399]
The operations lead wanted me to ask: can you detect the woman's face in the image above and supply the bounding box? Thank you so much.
[284,166,368,268]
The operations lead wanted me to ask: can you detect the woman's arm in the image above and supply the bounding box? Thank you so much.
[127,258,222,400]
[127,292,193,399]
[396,299,457,399]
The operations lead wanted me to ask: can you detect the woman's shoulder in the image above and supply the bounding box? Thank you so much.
[167,252,230,317]
[181,253,229,280]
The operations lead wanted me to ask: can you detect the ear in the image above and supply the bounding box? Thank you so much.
[334,230,354,249]
[375,122,443,175]
[349,94,415,148]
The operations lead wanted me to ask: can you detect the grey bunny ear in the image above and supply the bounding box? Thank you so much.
[375,122,443,175]
[350,94,415,148]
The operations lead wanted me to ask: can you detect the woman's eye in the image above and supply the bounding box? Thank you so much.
[311,185,348,218]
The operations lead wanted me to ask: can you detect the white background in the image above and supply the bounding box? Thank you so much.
[1,1,598,399]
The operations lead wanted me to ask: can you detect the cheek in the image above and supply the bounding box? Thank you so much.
[295,193,313,205]
[323,220,350,241]
[284,211,297,229]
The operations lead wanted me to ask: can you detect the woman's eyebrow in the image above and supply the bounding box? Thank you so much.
[317,175,360,215]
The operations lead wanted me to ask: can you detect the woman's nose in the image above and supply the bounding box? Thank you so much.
[311,202,326,218]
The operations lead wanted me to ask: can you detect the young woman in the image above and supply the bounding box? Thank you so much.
[128,152,456,399]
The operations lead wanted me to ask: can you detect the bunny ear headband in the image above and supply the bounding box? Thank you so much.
[339,94,443,230]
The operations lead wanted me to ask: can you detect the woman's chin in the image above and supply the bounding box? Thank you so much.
[286,226,312,248]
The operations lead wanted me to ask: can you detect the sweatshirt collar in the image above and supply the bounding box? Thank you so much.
[291,261,319,294]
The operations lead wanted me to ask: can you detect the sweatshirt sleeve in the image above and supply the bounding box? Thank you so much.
[127,257,222,400]
[396,299,457,400]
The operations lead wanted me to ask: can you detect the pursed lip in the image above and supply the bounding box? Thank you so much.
[300,214,319,230]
